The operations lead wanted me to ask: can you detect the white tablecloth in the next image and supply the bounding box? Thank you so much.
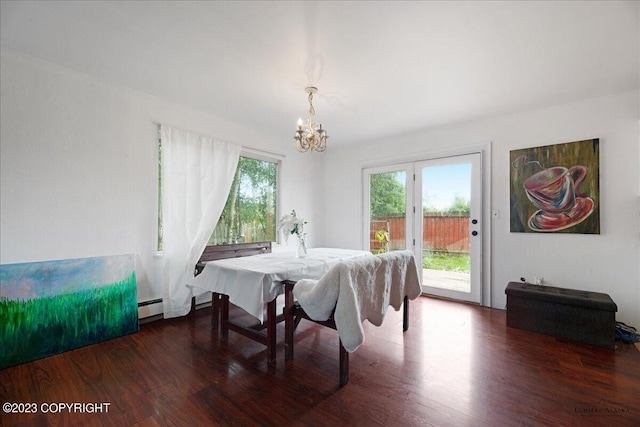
[186,248,370,323]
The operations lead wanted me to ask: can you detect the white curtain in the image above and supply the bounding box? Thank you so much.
[160,125,242,318]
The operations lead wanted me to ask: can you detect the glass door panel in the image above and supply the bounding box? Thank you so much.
[416,153,481,303]
[363,164,412,253]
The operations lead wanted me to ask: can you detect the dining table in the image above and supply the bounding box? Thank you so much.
[186,247,370,362]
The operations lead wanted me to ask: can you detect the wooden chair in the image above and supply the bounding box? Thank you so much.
[283,251,419,387]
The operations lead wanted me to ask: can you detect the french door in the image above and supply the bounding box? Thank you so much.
[363,153,482,304]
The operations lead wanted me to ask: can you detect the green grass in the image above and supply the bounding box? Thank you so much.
[0,272,138,369]
[423,253,470,273]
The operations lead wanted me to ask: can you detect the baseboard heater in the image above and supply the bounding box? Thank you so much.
[138,298,163,307]
[137,298,213,324]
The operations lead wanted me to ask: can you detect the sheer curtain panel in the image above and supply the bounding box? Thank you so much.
[160,125,241,318]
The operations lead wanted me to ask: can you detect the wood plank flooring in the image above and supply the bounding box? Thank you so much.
[1,296,639,426]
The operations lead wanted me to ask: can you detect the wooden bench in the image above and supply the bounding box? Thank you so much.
[193,241,271,328]
[505,282,617,349]
[195,241,271,275]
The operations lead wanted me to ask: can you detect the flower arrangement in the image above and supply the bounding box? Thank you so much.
[278,210,307,256]
[278,210,306,242]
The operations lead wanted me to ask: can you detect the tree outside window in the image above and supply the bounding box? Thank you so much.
[209,156,278,245]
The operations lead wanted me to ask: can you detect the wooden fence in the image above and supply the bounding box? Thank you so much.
[371,213,470,254]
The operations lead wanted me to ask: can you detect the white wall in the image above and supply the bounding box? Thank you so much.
[2,49,637,327]
[0,50,324,315]
[320,91,640,327]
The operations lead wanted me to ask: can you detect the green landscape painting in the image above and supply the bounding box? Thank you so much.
[0,254,139,369]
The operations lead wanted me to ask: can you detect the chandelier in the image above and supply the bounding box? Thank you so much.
[294,86,328,152]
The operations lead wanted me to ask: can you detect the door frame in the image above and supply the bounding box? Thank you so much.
[360,142,492,307]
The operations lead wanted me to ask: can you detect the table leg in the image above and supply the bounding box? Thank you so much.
[284,283,294,361]
[211,292,220,329]
[266,299,277,363]
[221,294,229,340]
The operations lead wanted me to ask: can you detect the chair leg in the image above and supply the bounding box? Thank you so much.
[339,339,349,387]
[403,295,409,331]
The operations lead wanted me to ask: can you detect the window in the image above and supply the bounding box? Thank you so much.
[157,150,279,250]
[209,155,278,245]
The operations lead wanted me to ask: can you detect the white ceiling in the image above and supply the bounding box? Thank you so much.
[1,1,638,146]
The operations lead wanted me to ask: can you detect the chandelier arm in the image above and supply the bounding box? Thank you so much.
[295,134,310,152]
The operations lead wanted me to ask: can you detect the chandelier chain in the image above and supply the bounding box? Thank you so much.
[308,91,315,118]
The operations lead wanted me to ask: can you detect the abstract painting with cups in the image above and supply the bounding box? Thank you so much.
[510,138,600,234]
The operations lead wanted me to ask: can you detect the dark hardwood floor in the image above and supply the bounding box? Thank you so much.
[2,296,639,426]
